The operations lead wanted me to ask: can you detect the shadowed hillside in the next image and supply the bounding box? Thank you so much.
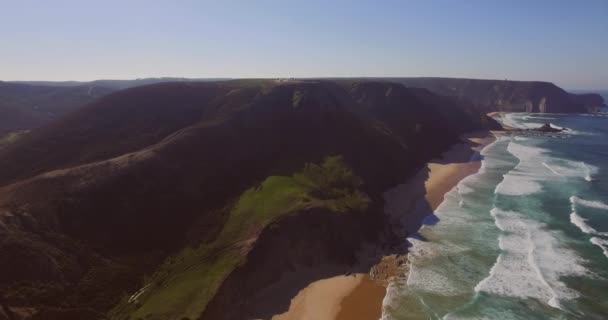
[0,80,499,320]
[0,82,115,135]
[0,78,227,138]
[14,77,229,90]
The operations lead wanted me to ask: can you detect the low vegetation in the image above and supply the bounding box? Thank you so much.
[292,89,305,108]
[109,156,369,320]
[0,130,29,149]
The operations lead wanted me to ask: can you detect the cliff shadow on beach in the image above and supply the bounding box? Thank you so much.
[201,131,492,320]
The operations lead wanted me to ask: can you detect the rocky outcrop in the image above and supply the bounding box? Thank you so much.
[393,77,606,113]
[531,123,567,133]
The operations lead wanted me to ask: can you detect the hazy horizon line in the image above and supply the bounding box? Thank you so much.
[4,76,606,91]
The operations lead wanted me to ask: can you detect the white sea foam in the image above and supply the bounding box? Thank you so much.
[549,123,562,130]
[527,116,557,120]
[570,196,608,210]
[569,212,608,236]
[569,196,608,237]
[457,183,475,195]
[479,140,589,308]
[542,161,597,181]
[542,162,563,176]
[475,208,587,310]
[502,113,595,136]
[501,113,568,131]
[495,141,547,196]
[590,237,608,258]
[582,162,594,181]
[405,237,471,296]
[380,280,402,320]
[500,113,545,129]
[507,140,547,159]
[495,174,542,195]
[496,141,597,195]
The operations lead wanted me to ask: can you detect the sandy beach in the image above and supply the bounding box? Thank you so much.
[272,130,498,320]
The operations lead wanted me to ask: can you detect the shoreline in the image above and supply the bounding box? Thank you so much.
[272,130,498,320]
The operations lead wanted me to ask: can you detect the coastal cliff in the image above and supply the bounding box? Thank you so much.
[393,77,606,113]
[0,80,499,320]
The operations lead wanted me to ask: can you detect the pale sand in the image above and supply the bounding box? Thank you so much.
[424,131,495,210]
[272,274,367,320]
[273,131,498,320]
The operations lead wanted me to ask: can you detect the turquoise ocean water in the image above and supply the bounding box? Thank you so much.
[382,112,608,319]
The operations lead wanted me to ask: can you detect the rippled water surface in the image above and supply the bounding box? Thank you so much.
[383,113,608,320]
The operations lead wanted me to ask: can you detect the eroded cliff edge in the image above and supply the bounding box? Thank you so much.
[393,77,606,113]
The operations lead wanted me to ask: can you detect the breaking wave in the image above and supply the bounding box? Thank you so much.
[475,211,587,309]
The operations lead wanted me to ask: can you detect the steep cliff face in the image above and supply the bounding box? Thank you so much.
[393,77,605,113]
[201,207,382,320]
[568,92,606,112]
[0,80,498,320]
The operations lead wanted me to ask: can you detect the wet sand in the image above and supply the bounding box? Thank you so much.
[273,131,498,320]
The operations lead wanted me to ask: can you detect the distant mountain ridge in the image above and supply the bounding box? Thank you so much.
[1,77,604,138]
[0,78,228,136]
[13,77,230,90]
[0,81,114,135]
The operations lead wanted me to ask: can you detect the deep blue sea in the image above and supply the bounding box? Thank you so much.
[382,113,608,319]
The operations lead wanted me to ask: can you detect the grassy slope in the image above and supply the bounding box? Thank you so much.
[110,156,369,320]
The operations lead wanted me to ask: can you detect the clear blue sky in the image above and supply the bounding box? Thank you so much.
[1,0,607,89]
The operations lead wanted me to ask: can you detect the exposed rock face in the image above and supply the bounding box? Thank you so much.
[538,97,547,113]
[532,123,566,133]
[392,77,606,113]
[568,92,606,113]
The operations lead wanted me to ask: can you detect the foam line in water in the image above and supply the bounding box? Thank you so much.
[457,184,474,194]
[549,123,562,130]
[581,162,594,181]
[507,140,547,159]
[570,196,608,210]
[543,160,598,181]
[569,212,608,236]
[495,175,542,195]
[542,162,563,176]
[495,141,546,196]
[500,113,594,135]
[474,208,587,310]
[527,116,557,120]
[380,280,400,320]
[590,237,608,259]
[569,196,608,236]
[500,113,544,129]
